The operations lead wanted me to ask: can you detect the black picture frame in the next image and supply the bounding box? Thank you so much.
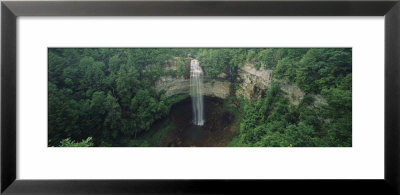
[1,0,399,194]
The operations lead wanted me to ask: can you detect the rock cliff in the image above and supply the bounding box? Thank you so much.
[235,63,273,100]
[155,76,231,99]
[155,60,311,105]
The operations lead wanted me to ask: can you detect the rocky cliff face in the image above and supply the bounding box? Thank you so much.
[235,63,305,105]
[155,76,231,99]
[155,76,189,97]
[155,60,308,105]
[203,79,231,99]
[279,81,305,105]
[235,63,273,100]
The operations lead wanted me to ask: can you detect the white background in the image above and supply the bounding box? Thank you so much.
[17,17,384,179]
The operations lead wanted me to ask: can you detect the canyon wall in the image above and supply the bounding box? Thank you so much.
[155,60,309,105]
[155,76,231,99]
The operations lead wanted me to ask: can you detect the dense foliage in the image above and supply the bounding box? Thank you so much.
[49,48,191,146]
[59,137,94,147]
[49,48,351,147]
[231,48,352,147]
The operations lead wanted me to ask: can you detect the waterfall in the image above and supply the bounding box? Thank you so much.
[190,59,204,126]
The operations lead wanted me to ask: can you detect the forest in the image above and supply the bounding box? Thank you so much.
[48,48,352,147]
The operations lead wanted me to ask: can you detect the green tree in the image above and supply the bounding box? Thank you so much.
[59,137,94,147]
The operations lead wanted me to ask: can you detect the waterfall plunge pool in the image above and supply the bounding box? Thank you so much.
[152,96,238,147]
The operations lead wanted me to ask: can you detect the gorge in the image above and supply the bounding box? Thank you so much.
[149,57,311,147]
[48,48,352,147]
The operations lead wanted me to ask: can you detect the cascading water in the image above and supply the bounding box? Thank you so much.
[190,59,204,126]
